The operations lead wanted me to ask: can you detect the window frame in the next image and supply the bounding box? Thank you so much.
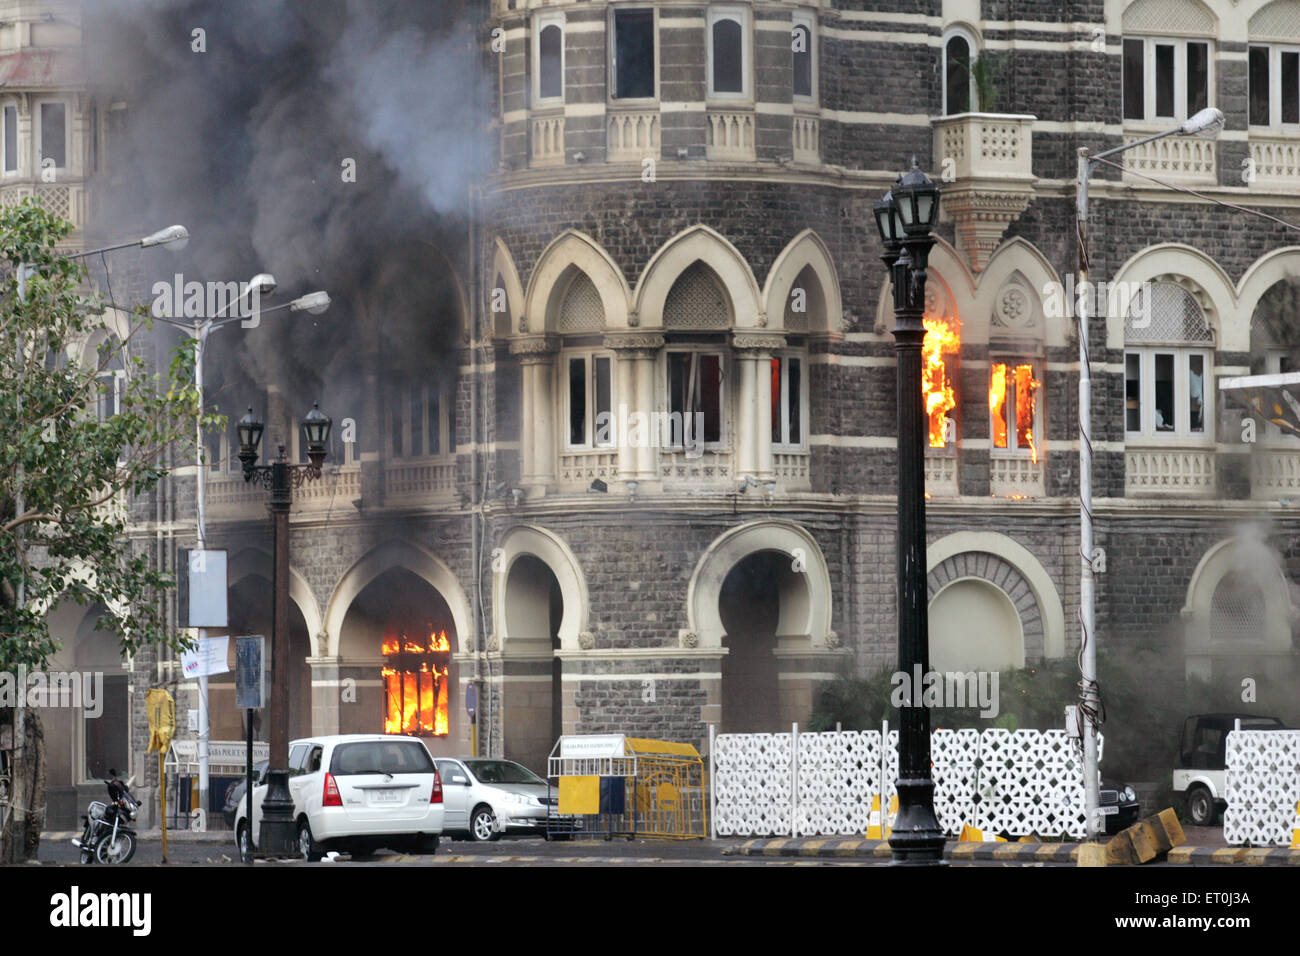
[770,351,808,451]
[609,5,659,103]
[1248,43,1300,129]
[942,26,979,116]
[561,348,616,451]
[533,12,566,107]
[791,12,817,105]
[35,97,69,172]
[662,346,728,452]
[2,102,18,175]
[1123,36,1213,125]
[706,4,752,102]
[1123,348,1213,440]
[1262,350,1298,442]
[386,376,456,460]
[988,358,1043,458]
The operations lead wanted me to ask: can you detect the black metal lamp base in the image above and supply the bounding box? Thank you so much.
[888,777,947,866]
[258,768,296,859]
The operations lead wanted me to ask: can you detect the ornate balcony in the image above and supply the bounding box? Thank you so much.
[530,114,565,167]
[925,449,958,496]
[1251,446,1300,498]
[1121,127,1215,184]
[792,114,819,164]
[558,449,619,487]
[990,455,1044,498]
[706,110,755,161]
[606,109,660,163]
[383,459,456,504]
[1125,446,1215,495]
[930,113,1036,271]
[1248,135,1300,188]
[1,182,88,230]
[659,448,733,485]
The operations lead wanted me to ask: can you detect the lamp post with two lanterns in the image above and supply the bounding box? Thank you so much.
[236,402,332,858]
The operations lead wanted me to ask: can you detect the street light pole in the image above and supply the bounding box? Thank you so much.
[1072,107,1223,840]
[876,160,945,866]
[238,404,331,857]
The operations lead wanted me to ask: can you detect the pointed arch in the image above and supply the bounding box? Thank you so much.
[1107,243,1235,350]
[977,237,1066,347]
[491,237,526,338]
[227,547,324,650]
[322,540,473,656]
[763,229,843,335]
[876,235,973,335]
[523,230,631,333]
[492,524,590,652]
[1236,246,1300,340]
[635,224,763,329]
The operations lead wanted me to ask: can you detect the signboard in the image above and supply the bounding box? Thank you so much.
[181,635,230,680]
[170,739,268,772]
[465,683,478,719]
[559,734,626,759]
[178,548,228,628]
[235,636,266,709]
[147,688,176,754]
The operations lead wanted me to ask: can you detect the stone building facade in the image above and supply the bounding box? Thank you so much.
[34,0,1300,826]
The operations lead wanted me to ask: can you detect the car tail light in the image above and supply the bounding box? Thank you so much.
[323,773,342,808]
[431,769,443,804]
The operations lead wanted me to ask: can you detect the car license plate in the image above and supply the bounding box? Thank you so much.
[371,789,401,804]
[1100,805,1119,815]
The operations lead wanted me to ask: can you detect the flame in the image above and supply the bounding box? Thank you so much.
[990,364,1009,448]
[381,630,452,737]
[923,316,959,447]
[989,362,1042,463]
[429,631,449,652]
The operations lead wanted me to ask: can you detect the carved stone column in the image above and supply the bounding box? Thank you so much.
[733,333,785,483]
[604,333,664,488]
[510,335,558,491]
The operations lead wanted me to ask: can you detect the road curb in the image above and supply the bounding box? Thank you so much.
[43,830,232,843]
[725,837,1300,865]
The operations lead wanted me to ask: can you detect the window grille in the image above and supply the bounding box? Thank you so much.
[1127,282,1213,344]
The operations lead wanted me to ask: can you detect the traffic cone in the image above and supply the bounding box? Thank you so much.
[866,794,898,839]
[1291,801,1299,849]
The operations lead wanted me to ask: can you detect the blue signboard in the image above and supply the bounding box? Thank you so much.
[235,635,266,709]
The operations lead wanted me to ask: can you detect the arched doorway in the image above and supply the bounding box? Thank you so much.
[717,551,809,733]
[501,554,564,772]
[338,567,460,756]
[928,578,1025,672]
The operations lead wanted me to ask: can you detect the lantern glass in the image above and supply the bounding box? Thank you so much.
[237,408,264,457]
[916,193,935,229]
[873,192,897,245]
[302,402,331,449]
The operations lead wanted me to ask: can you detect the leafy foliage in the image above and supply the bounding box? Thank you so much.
[0,199,212,670]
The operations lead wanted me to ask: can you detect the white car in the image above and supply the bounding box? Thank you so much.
[435,758,557,841]
[234,734,444,861]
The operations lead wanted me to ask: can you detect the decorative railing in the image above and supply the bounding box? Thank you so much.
[530,114,565,167]
[706,110,755,161]
[990,455,1044,498]
[792,115,819,164]
[925,449,958,496]
[659,449,733,483]
[1248,136,1300,186]
[0,181,88,229]
[1251,447,1300,496]
[772,451,810,486]
[207,465,363,517]
[606,110,660,163]
[558,449,619,484]
[931,113,1034,182]
[1122,129,1215,182]
[1125,446,1215,494]
[384,459,456,502]
[295,464,361,510]
[206,473,264,516]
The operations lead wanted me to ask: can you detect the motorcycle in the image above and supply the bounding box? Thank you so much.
[71,769,140,864]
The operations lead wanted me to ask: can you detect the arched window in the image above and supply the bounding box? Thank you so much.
[664,261,730,448]
[1124,282,1213,438]
[537,19,564,102]
[708,7,749,99]
[1122,0,1215,123]
[792,18,814,99]
[1210,571,1266,643]
[1248,1,1300,126]
[943,30,976,115]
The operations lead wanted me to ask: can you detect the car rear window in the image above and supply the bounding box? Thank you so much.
[330,741,435,776]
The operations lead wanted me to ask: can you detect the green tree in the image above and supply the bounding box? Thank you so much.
[0,200,211,861]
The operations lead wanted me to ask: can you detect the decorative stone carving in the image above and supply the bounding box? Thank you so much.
[991,280,1037,331]
[731,332,787,352]
[578,630,596,650]
[509,334,559,360]
[315,631,330,656]
[602,333,665,352]
[823,630,840,649]
[486,633,500,652]
[679,629,699,648]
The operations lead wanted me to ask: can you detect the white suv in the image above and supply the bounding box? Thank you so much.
[234,734,444,860]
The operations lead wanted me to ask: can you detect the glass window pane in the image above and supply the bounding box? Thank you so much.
[594,356,612,446]
[3,106,16,172]
[1154,353,1175,431]
[946,36,970,115]
[1014,364,1039,456]
[700,354,722,443]
[787,357,801,445]
[712,18,743,94]
[568,356,586,445]
[1125,354,1142,432]
[427,389,440,455]
[390,378,404,455]
[40,102,65,167]
[991,363,1009,448]
[409,383,423,456]
[793,25,812,97]
[614,9,655,99]
[1155,44,1175,118]
[1188,353,1205,433]
[447,390,456,452]
[1187,42,1208,115]
[668,352,689,420]
[540,24,563,99]
[1123,39,1145,120]
[1250,47,1272,126]
[1284,51,1299,124]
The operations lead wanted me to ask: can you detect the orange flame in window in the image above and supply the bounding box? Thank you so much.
[923,316,959,447]
[381,630,451,737]
[990,362,1042,464]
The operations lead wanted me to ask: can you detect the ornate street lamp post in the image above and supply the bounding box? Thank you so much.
[237,403,331,857]
[874,159,945,865]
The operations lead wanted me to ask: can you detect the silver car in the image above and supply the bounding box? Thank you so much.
[435,758,555,841]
